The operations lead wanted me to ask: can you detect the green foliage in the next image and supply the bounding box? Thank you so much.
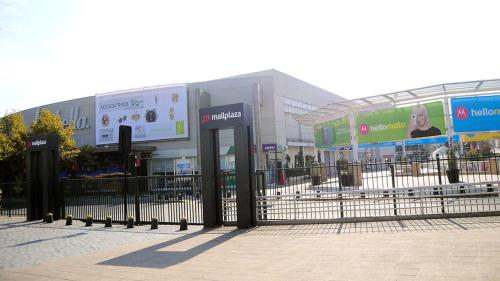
[447,145,458,170]
[76,144,97,172]
[336,157,349,174]
[294,150,304,167]
[0,112,28,162]
[305,154,316,167]
[29,109,80,162]
[0,112,28,180]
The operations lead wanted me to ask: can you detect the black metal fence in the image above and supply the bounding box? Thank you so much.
[60,175,203,225]
[256,155,500,196]
[0,181,27,217]
[254,155,500,223]
[220,171,237,223]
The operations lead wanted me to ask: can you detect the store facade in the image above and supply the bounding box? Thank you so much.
[20,70,344,175]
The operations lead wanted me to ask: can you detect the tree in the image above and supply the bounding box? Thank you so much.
[295,149,304,168]
[75,144,97,173]
[0,112,28,181]
[29,109,80,168]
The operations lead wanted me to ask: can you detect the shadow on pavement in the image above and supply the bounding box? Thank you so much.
[99,228,244,269]
[246,216,500,236]
[0,219,42,230]
[10,232,88,247]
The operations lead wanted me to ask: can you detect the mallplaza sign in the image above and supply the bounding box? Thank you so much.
[199,103,251,130]
[202,110,242,124]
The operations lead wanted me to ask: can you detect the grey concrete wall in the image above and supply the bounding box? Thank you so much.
[21,96,96,147]
[17,70,345,172]
[192,75,276,147]
[271,70,345,161]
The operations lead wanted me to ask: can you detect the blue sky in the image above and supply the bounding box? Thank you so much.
[1,0,500,114]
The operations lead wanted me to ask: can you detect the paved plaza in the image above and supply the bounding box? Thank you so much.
[2,216,500,280]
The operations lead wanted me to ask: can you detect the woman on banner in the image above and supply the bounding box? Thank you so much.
[407,104,442,138]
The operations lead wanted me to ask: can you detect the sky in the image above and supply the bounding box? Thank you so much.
[1,0,499,114]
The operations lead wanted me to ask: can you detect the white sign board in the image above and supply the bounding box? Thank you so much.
[95,84,188,145]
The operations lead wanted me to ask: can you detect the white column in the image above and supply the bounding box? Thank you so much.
[443,97,453,146]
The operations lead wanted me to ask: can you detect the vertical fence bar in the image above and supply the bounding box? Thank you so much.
[337,164,344,218]
[390,164,397,216]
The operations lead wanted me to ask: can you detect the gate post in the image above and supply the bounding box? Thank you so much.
[234,125,256,228]
[199,103,256,229]
[390,164,397,216]
[26,135,60,221]
[200,129,222,227]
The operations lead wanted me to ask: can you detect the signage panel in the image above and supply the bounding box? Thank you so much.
[462,132,500,142]
[314,117,350,148]
[451,95,500,133]
[199,103,252,130]
[95,84,188,145]
[26,135,59,151]
[355,101,446,144]
[262,143,277,152]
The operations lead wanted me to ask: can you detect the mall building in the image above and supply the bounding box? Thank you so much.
[20,70,344,175]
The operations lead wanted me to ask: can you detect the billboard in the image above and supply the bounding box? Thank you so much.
[461,132,500,142]
[451,95,500,133]
[355,101,446,144]
[314,117,350,148]
[95,84,188,145]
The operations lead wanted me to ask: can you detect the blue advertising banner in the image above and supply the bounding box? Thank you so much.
[404,135,459,145]
[451,95,500,133]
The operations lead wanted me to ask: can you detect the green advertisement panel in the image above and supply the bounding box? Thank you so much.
[314,117,350,148]
[355,101,446,144]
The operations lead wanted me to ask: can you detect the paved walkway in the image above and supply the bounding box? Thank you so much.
[1,216,500,280]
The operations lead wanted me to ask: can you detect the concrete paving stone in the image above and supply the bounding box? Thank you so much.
[3,216,500,280]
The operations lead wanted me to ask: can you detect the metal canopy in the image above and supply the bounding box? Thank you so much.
[295,78,500,125]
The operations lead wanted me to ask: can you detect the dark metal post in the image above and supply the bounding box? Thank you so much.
[234,125,256,228]
[123,176,128,224]
[390,164,397,216]
[436,155,442,185]
[337,164,344,218]
[436,155,445,213]
[7,184,11,217]
[128,153,140,225]
[261,170,267,220]
[200,129,222,227]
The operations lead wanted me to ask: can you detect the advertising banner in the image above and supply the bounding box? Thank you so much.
[355,101,446,144]
[314,117,350,148]
[176,159,191,175]
[461,132,500,142]
[451,95,500,133]
[95,84,188,145]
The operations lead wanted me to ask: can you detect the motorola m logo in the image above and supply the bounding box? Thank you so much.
[201,114,210,124]
[27,140,47,148]
[201,111,242,124]
[455,105,500,120]
[454,106,469,120]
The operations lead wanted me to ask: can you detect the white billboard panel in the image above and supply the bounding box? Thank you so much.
[95,84,188,145]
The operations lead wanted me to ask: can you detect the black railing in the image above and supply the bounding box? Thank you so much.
[256,155,500,196]
[60,175,203,225]
[0,181,27,217]
[254,155,500,222]
[220,171,237,222]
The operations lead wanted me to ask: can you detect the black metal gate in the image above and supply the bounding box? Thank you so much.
[255,155,500,224]
[220,171,237,224]
[59,175,203,225]
[0,181,27,217]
